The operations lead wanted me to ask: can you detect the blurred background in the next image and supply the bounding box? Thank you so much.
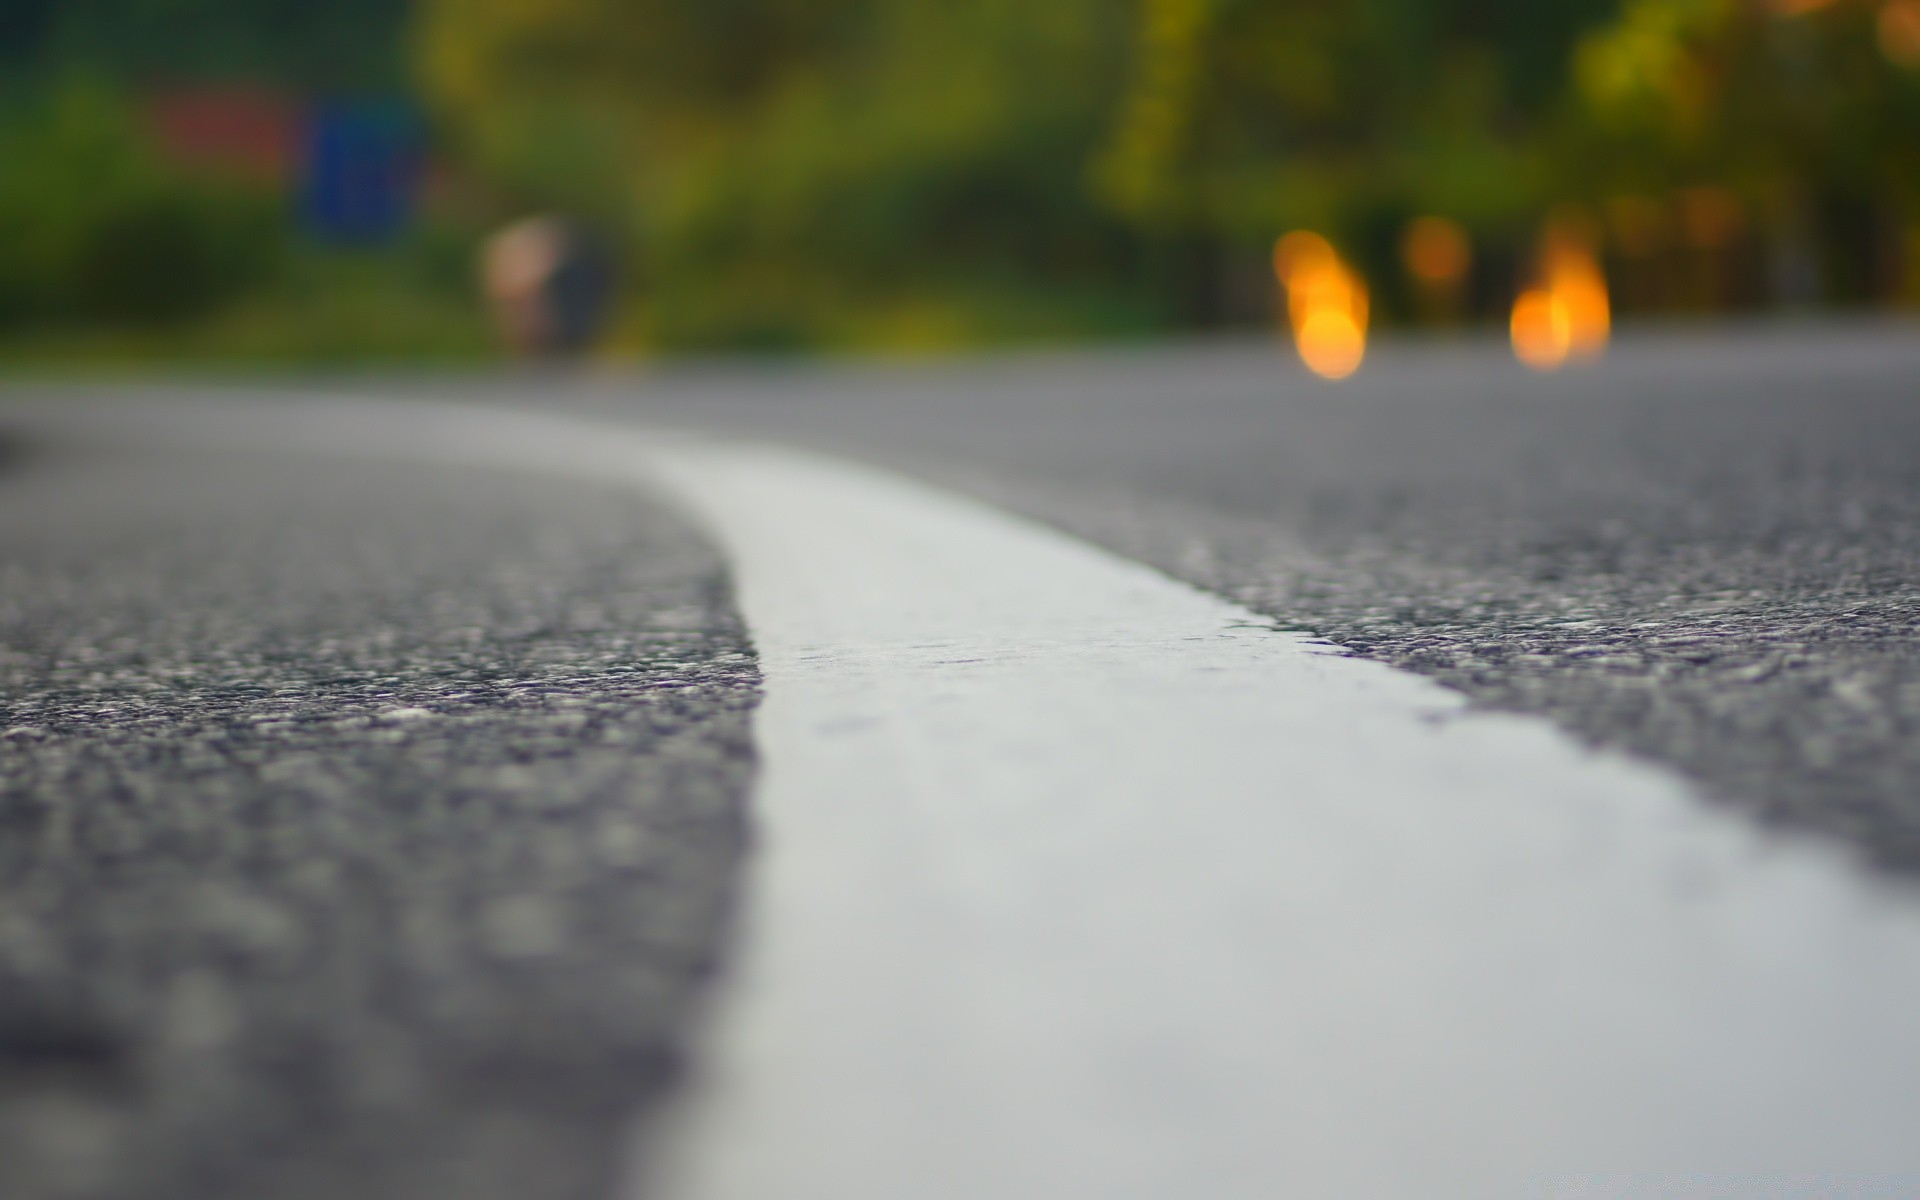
[1,0,1917,369]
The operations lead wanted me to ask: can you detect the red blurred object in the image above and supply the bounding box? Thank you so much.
[144,87,302,186]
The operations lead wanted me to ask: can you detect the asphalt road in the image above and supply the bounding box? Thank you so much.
[3,319,1920,1196]
[539,320,1920,870]
[0,442,757,1199]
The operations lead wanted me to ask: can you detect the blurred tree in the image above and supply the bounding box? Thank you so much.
[1571,0,1920,302]
[0,80,285,329]
[419,0,1654,341]
[415,0,1154,347]
[1094,0,1619,237]
[15,0,1903,352]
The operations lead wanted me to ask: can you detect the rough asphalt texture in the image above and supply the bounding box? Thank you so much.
[543,322,1920,870]
[0,441,758,1200]
[2,321,1917,1198]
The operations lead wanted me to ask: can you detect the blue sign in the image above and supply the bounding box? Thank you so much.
[301,100,422,244]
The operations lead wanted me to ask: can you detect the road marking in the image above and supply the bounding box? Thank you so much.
[19,396,1920,1197]
[620,436,1920,1200]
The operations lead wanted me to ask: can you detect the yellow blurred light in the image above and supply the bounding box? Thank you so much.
[1274,230,1368,380]
[1273,230,1336,288]
[1296,310,1367,380]
[1511,223,1611,371]
[1553,259,1611,359]
[1284,260,1368,330]
[1880,0,1920,66]
[1401,216,1471,286]
[1511,289,1570,371]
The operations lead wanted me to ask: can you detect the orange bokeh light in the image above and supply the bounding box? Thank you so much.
[1401,217,1471,286]
[1677,186,1743,250]
[1273,230,1337,285]
[1510,223,1610,371]
[1274,230,1369,380]
[1511,289,1570,370]
[1880,0,1920,66]
[1296,309,1367,379]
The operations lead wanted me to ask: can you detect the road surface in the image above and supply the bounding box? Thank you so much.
[4,321,1920,1198]
[531,321,1920,871]
[0,442,756,1199]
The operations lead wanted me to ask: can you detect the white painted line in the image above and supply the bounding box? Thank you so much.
[620,437,1920,1200]
[25,396,1920,1198]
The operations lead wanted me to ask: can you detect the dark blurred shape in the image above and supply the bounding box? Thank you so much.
[0,0,409,91]
[480,216,614,356]
[76,189,271,324]
[302,99,423,244]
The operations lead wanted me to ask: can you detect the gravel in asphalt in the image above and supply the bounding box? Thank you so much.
[0,440,758,1200]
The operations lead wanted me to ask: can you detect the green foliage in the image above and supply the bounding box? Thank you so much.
[417,0,1152,347]
[416,0,1920,345]
[8,0,1920,362]
[1094,0,1618,239]
[0,80,286,331]
[0,239,493,370]
[1571,0,1920,200]
[416,0,1672,344]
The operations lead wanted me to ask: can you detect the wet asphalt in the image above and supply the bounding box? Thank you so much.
[0,442,757,1200]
